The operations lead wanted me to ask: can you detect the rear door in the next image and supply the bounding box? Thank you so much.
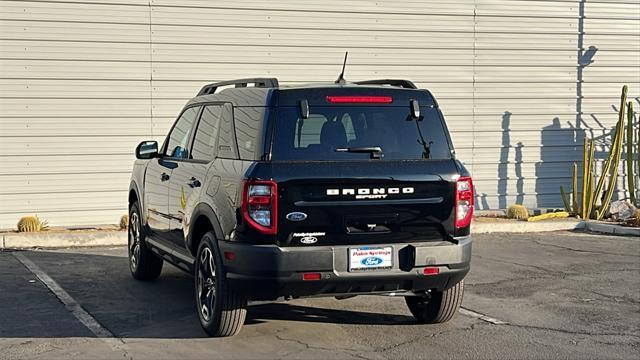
[268,104,459,247]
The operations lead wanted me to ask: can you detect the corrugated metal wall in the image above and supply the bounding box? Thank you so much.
[1,0,638,228]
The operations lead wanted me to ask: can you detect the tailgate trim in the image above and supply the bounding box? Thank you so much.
[294,197,444,206]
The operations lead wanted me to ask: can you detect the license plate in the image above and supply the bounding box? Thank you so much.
[349,246,393,272]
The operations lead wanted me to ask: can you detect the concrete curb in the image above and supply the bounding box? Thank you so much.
[1,219,595,249]
[472,220,585,234]
[1,230,127,249]
[582,222,640,237]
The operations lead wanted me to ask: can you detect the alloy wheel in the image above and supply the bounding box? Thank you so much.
[197,247,216,322]
[128,212,141,270]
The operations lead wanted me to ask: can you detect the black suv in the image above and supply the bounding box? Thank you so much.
[128,78,473,336]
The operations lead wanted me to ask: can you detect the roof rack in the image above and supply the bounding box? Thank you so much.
[354,79,417,89]
[197,78,279,96]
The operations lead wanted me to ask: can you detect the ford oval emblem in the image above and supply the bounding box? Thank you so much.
[286,212,307,222]
[361,256,384,266]
[300,236,317,244]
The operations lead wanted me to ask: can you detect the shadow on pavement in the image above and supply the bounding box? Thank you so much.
[1,250,415,340]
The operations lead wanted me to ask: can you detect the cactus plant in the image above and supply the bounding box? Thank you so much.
[119,214,129,230]
[572,163,579,213]
[17,215,49,232]
[633,209,640,227]
[584,139,596,219]
[560,85,631,220]
[507,204,529,220]
[560,185,571,213]
[627,102,636,205]
[594,86,627,220]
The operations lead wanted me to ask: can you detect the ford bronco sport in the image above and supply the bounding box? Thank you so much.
[128,77,473,337]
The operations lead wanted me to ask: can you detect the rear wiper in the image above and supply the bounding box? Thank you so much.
[335,146,383,159]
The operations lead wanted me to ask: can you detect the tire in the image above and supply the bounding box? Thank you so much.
[128,201,163,281]
[195,232,247,337]
[405,280,464,324]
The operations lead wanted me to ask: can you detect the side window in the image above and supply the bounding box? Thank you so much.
[234,106,265,160]
[191,105,222,161]
[217,103,238,159]
[164,106,200,159]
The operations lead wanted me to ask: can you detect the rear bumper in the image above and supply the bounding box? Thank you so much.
[218,237,472,300]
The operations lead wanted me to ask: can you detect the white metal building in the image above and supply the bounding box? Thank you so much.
[0,0,639,228]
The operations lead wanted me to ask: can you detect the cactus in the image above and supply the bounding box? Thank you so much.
[560,185,572,213]
[572,162,579,213]
[633,209,640,227]
[594,86,627,220]
[584,139,596,219]
[17,215,49,232]
[627,101,636,205]
[527,211,569,222]
[507,204,529,220]
[560,85,631,219]
[119,214,129,230]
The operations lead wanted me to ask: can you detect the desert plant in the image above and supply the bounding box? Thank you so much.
[527,211,569,222]
[119,214,129,230]
[594,86,628,220]
[507,204,529,220]
[627,102,636,205]
[17,215,49,232]
[562,85,629,220]
[560,185,572,213]
[633,209,640,227]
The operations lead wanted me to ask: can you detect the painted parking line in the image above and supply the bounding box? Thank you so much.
[13,252,114,337]
[459,307,508,325]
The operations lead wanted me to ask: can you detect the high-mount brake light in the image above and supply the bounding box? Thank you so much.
[242,180,278,235]
[326,96,393,104]
[455,176,474,229]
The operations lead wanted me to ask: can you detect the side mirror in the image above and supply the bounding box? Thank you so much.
[136,141,158,159]
[410,99,420,119]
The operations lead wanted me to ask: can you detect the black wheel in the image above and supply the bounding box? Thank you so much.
[128,201,163,281]
[405,281,464,324]
[195,232,247,337]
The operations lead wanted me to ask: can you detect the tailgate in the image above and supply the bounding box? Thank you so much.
[271,160,458,247]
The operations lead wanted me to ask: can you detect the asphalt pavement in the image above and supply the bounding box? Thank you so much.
[0,231,638,359]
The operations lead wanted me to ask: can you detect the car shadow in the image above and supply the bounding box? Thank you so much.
[1,250,416,339]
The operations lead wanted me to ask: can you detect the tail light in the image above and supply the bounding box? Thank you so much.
[242,180,278,235]
[455,176,474,229]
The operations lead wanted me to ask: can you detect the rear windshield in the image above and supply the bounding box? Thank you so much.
[270,106,452,161]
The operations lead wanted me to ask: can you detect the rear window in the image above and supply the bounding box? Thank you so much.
[271,106,452,161]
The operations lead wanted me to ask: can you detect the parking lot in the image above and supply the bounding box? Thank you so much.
[1,231,638,359]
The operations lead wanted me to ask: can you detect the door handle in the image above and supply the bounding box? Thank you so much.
[161,172,170,182]
[186,177,201,188]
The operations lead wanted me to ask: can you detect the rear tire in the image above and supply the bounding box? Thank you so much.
[405,281,464,324]
[195,232,247,337]
[128,201,163,281]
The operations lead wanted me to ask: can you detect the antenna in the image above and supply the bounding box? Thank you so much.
[335,52,348,84]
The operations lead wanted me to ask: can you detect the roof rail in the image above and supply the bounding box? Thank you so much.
[354,79,417,89]
[197,78,279,96]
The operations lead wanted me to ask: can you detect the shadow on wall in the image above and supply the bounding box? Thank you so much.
[496,111,512,209]
[535,117,582,208]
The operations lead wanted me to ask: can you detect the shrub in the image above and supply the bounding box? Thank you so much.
[17,215,49,232]
[507,204,529,220]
